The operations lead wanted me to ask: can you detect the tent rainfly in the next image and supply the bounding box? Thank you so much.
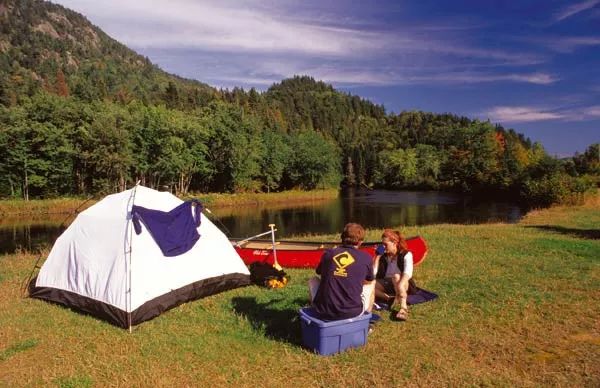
[29,185,250,329]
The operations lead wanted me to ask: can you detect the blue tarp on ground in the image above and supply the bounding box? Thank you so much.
[407,287,438,305]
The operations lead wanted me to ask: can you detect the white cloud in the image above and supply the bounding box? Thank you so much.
[583,105,600,117]
[545,36,600,52]
[239,59,558,86]
[553,0,600,22]
[484,104,600,123]
[51,0,558,90]
[207,76,277,89]
[485,106,565,122]
[248,60,396,86]
[403,72,558,85]
[420,42,545,65]
[509,73,558,84]
[54,0,543,67]
[54,0,385,56]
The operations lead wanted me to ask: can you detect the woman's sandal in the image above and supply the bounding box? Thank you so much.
[395,307,409,321]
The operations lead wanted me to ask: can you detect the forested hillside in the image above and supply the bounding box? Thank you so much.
[0,0,597,204]
[0,0,216,108]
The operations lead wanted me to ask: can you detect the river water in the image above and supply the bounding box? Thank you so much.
[0,189,524,254]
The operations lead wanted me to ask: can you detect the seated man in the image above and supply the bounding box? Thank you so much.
[308,223,375,321]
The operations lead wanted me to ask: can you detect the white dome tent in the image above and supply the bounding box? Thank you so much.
[30,185,250,329]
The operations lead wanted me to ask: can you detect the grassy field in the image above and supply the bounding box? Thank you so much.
[0,189,338,216]
[0,196,598,387]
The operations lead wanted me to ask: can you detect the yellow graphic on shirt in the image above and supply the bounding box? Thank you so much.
[333,252,355,277]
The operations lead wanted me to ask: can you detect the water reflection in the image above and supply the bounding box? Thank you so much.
[0,214,72,254]
[211,189,523,238]
[0,224,64,254]
[0,189,524,254]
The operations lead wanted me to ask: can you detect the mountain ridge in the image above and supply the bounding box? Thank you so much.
[0,0,216,107]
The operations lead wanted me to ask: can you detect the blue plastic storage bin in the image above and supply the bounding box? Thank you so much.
[299,307,371,355]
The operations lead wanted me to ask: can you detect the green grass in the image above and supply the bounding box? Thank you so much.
[0,339,38,362]
[1,196,598,386]
[54,375,93,388]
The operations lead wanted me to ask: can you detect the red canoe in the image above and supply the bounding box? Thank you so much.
[231,236,428,269]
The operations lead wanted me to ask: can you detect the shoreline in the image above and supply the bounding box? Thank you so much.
[0,189,339,216]
[2,188,595,217]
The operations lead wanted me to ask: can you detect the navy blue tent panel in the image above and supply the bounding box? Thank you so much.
[132,200,203,257]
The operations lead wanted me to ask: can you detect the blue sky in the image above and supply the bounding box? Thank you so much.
[53,0,600,156]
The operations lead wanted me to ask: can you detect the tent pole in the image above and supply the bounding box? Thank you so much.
[127,181,141,333]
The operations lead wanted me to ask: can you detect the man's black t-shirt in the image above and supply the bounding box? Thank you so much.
[313,245,374,320]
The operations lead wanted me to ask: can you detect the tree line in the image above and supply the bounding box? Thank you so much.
[0,83,597,206]
[0,91,344,199]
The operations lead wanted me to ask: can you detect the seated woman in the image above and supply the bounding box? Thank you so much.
[374,229,413,321]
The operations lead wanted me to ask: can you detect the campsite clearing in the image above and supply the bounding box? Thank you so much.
[1,195,598,387]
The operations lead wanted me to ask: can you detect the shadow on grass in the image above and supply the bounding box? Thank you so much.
[525,225,600,240]
[231,296,306,346]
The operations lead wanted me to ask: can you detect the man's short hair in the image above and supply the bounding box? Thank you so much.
[341,223,365,246]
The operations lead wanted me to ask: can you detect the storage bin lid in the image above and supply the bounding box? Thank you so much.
[299,307,371,327]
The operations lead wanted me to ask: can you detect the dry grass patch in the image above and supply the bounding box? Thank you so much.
[0,198,95,216]
[190,189,338,208]
[0,189,338,217]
